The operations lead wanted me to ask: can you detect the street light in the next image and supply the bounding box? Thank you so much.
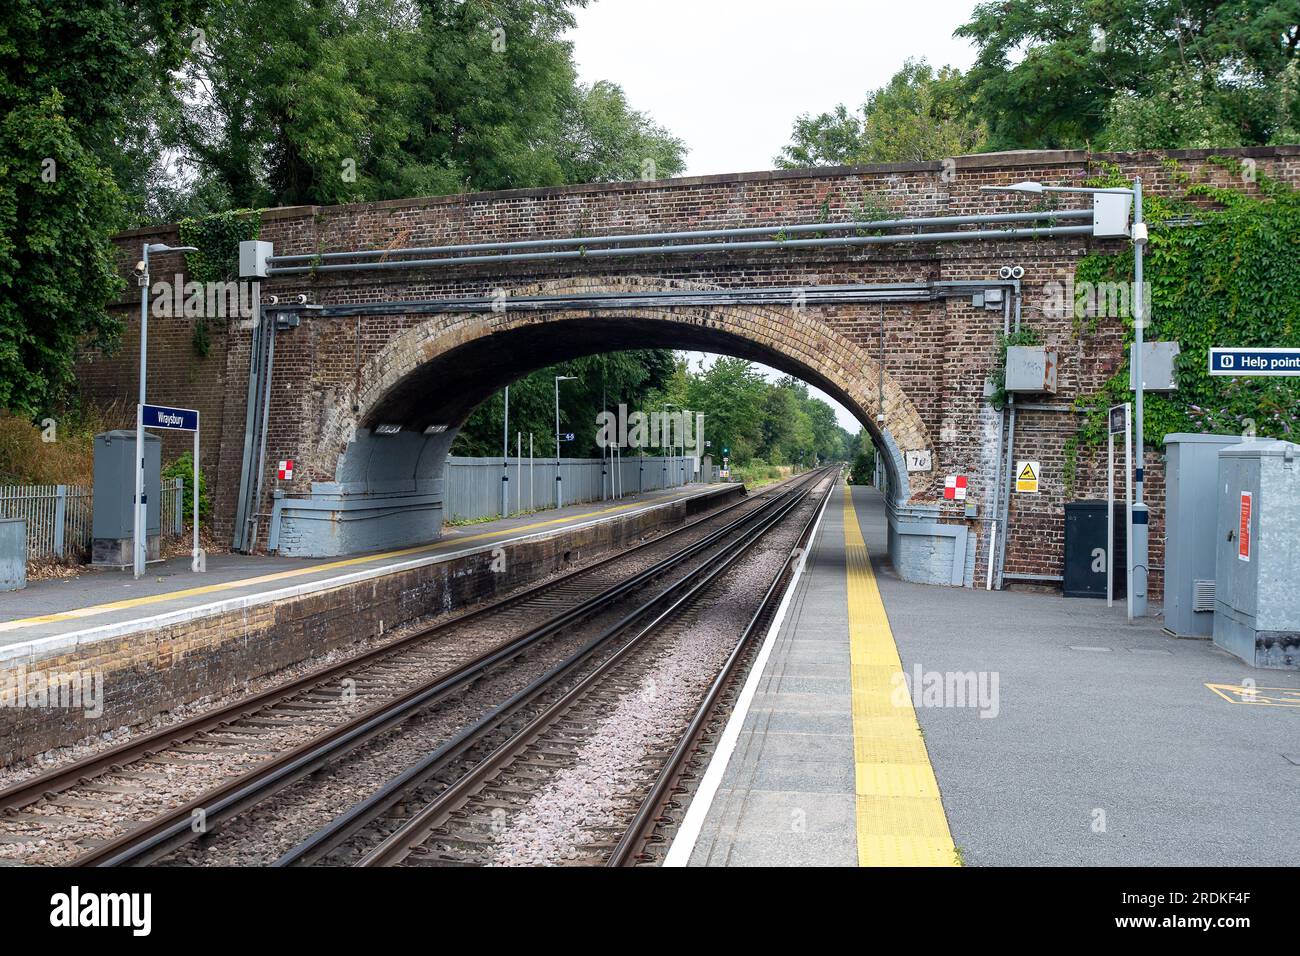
[981,178,1149,617]
[554,375,578,509]
[134,242,198,579]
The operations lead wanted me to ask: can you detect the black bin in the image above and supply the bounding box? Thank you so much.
[1063,501,1127,598]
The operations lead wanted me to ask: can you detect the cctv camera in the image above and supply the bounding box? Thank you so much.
[296,294,308,305]
[267,295,279,305]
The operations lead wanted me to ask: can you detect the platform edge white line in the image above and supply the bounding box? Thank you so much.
[662,476,837,867]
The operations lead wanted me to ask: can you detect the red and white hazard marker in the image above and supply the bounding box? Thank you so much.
[943,475,967,501]
[277,459,295,481]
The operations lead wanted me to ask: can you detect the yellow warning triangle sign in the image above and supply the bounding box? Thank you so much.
[1018,462,1037,482]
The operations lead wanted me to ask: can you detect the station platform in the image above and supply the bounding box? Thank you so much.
[0,482,729,654]
[674,483,1300,867]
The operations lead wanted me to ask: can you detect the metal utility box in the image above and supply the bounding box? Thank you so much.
[1092,192,1133,238]
[92,430,161,567]
[1213,440,1300,669]
[1129,341,1180,392]
[1164,433,1241,637]
[1062,501,1126,598]
[0,518,25,591]
[1004,346,1057,394]
[239,239,274,278]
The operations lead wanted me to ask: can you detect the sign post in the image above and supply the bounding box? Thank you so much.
[140,404,204,572]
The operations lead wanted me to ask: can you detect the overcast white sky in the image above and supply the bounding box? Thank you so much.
[569,0,983,431]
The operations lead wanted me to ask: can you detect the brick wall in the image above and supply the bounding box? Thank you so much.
[75,146,1300,598]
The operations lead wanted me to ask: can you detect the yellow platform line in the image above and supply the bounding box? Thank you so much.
[0,491,687,633]
[842,483,958,867]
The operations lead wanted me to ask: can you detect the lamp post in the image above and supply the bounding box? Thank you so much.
[554,375,578,509]
[981,179,1148,616]
[134,242,198,579]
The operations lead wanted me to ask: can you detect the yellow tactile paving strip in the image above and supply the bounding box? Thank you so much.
[0,489,692,634]
[842,483,959,867]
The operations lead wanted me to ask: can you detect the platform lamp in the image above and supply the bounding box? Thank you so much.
[554,375,578,509]
[980,178,1148,616]
[133,242,198,579]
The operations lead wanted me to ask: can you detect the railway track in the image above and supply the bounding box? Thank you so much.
[0,470,826,866]
[285,468,837,868]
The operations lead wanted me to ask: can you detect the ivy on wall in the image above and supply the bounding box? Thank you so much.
[176,210,261,356]
[1063,158,1300,494]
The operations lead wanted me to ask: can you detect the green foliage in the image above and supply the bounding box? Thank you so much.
[452,353,855,469]
[162,0,685,210]
[0,0,203,415]
[956,1,1300,150]
[163,451,211,524]
[1069,164,1300,476]
[177,210,261,284]
[988,327,1044,410]
[848,444,877,485]
[776,59,986,167]
[0,94,126,414]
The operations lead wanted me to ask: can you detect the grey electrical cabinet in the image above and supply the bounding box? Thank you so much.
[1004,346,1058,394]
[92,429,161,567]
[1213,439,1300,669]
[1163,433,1241,637]
[0,518,24,591]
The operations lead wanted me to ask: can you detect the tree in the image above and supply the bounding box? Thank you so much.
[160,0,687,210]
[955,0,1300,150]
[0,0,202,414]
[776,60,986,167]
[554,80,687,183]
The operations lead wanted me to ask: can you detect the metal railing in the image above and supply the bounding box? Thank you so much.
[0,478,185,562]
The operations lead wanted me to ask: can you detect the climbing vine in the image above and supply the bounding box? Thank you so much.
[176,210,261,356]
[1064,158,1300,492]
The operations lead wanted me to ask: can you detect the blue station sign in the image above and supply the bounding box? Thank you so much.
[142,403,199,431]
[1209,348,1300,377]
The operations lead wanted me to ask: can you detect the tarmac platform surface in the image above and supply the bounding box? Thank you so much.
[678,483,1300,867]
[0,482,728,653]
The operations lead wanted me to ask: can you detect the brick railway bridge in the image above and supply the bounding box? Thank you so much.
[78,146,1300,594]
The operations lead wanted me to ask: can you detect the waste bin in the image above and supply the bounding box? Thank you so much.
[1063,501,1127,598]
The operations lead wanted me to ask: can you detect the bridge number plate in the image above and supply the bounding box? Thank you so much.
[905,450,933,472]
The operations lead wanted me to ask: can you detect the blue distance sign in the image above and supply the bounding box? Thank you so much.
[1209,348,1300,377]
[142,403,199,431]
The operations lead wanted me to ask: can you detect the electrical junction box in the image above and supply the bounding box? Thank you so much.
[1004,346,1058,394]
[92,430,161,568]
[239,239,274,279]
[1093,192,1133,238]
[1130,341,1180,392]
[1163,433,1242,637]
[0,519,24,592]
[1213,439,1300,668]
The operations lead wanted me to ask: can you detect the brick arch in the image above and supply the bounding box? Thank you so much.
[312,276,932,502]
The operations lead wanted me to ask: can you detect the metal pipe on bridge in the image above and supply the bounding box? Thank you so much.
[266,218,1095,276]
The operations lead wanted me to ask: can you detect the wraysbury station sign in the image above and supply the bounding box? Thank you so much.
[1210,348,1300,376]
